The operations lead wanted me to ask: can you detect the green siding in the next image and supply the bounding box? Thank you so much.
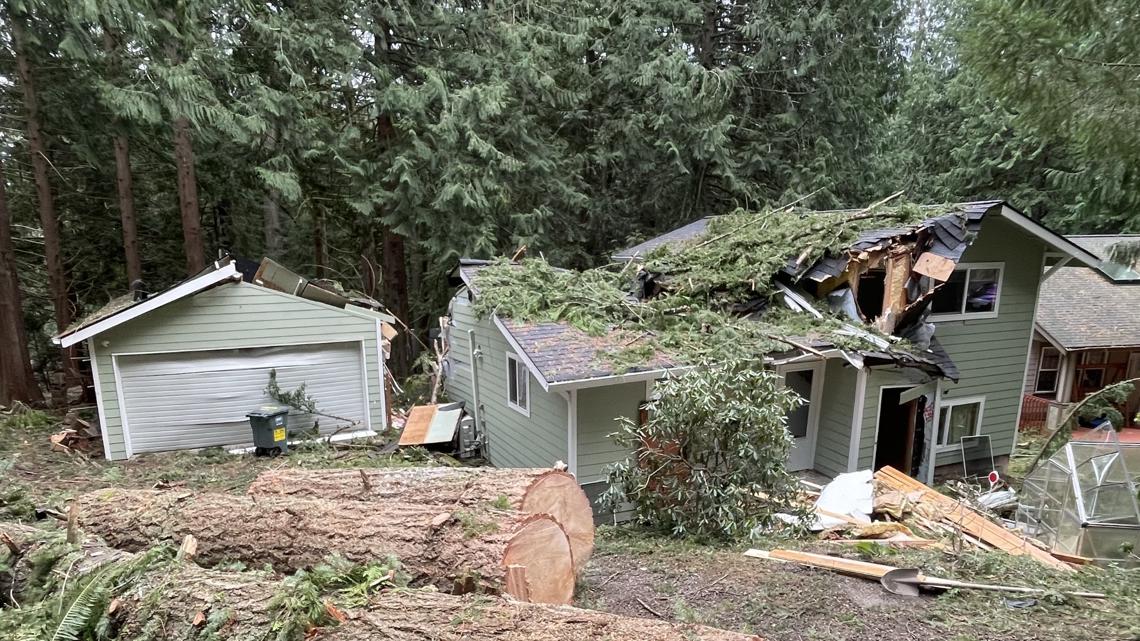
[932,216,1042,466]
[859,216,1045,470]
[576,382,644,483]
[445,294,568,469]
[92,282,387,460]
[813,360,858,477]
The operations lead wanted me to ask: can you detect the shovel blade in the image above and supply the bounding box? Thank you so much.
[880,567,922,597]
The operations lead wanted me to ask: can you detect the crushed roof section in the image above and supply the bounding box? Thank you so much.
[500,319,674,384]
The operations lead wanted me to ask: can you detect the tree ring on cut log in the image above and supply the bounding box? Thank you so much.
[501,515,574,604]
[520,471,595,574]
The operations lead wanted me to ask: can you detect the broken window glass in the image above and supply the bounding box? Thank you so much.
[964,268,999,312]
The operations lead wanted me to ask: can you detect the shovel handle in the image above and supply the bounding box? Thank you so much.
[920,576,1106,599]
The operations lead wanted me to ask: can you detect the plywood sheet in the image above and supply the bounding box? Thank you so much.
[913,252,957,281]
[398,405,438,446]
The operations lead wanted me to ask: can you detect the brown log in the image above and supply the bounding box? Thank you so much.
[249,466,595,572]
[0,522,757,641]
[76,488,576,604]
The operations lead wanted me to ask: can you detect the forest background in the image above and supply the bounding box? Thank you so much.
[0,0,1135,404]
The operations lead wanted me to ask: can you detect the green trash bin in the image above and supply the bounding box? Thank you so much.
[247,405,290,456]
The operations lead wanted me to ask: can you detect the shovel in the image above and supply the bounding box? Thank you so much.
[880,567,1106,599]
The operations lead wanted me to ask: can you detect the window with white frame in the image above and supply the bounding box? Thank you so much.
[506,353,530,415]
[930,263,1003,319]
[1035,346,1060,394]
[937,397,984,450]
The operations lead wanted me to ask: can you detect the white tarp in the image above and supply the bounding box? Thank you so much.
[811,470,874,530]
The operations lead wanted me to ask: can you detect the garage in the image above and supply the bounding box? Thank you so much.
[53,257,395,460]
[116,342,369,454]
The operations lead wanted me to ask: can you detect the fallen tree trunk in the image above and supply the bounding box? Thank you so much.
[76,489,575,604]
[249,466,595,572]
[0,523,759,641]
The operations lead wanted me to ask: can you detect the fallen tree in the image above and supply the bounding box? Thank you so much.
[248,466,595,572]
[76,488,576,604]
[0,523,759,641]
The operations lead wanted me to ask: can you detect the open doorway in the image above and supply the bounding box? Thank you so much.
[873,386,927,475]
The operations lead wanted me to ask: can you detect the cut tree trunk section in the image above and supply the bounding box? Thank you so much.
[76,489,576,604]
[0,523,757,641]
[248,466,596,573]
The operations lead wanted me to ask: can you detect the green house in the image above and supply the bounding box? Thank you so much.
[54,257,394,460]
[444,201,1108,506]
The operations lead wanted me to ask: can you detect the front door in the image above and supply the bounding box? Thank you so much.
[781,363,823,471]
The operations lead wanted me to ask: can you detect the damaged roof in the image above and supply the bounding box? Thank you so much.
[499,318,674,387]
[460,200,1106,386]
[1037,235,1140,350]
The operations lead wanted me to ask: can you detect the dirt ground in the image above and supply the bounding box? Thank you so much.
[3,415,1139,641]
[578,531,1139,641]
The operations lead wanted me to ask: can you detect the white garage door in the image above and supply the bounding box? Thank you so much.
[117,342,368,454]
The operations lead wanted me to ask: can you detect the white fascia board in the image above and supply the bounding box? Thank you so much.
[491,315,552,391]
[56,262,241,348]
[547,367,679,392]
[340,304,396,324]
[998,205,1102,268]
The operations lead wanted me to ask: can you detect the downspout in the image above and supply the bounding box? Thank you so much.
[925,378,944,485]
[467,329,483,443]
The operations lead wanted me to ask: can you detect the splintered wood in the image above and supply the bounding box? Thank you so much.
[873,466,1071,571]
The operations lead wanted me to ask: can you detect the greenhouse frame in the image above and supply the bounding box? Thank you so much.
[1016,432,1140,565]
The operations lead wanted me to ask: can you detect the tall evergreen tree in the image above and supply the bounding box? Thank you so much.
[0,156,42,405]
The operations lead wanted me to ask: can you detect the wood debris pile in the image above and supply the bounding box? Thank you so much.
[871,466,1072,570]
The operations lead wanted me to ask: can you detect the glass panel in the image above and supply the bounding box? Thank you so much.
[1040,348,1060,370]
[1083,350,1107,365]
[964,268,999,312]
[515,361,528,408]
[938,407,950,444]
[1080,369,1105,391]
[931,270,966,314]
[1035,370,1058,393]
[946,403,979,446]
[507,358,519,404]
[784,369,813,439]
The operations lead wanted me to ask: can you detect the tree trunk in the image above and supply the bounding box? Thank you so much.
[77,489,576,604]
[173,116,205,275]
[103,25,142,287]
[313,205,327,278]
[381,224,411,374]
[0,159,43,405]
[112,135,142,286]
[249,467,595,572]
[0,523,756,641]
[263,190,284,258]
[11,13,78,396]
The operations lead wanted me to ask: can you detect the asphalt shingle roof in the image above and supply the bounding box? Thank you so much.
[1038,235,1140,349]
[500,319,673,383]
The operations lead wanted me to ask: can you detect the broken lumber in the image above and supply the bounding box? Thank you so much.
[76,488,576,604]
[873,466,1072,571]
[0,523,758,641]
[248,466,595,573]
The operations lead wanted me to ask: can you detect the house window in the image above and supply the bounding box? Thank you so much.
[1078,350,1108,394]
[930,264,1003,320]
[506,353,530,416]
[1035,346,1060,394]
[937,397,984,450]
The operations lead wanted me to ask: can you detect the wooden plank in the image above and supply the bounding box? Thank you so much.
[874,466,1072,571]
[398,404,439,446]
[767,549,896,579]
[912,252,957,281]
